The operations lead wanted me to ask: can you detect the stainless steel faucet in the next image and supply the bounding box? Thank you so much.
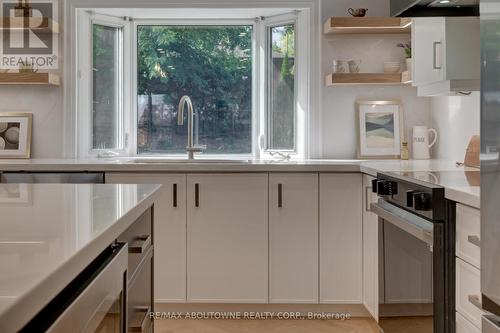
[177,95,206,159]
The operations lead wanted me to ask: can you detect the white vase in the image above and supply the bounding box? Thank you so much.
[405,58,412,80]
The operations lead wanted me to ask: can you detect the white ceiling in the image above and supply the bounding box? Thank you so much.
[93,7,294,20]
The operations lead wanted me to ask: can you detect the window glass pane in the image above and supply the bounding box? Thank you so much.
[268,24,295,150]
[92,24,121,150]
[137,25,252,155]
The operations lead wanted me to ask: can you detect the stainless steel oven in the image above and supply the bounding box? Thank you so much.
[21,243,128,333]
[371,173,451,333]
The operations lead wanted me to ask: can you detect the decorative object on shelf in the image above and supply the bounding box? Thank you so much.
[397,42,412,80]
[333,59,347,73]
[412,125,437,160]
[463,135,480,168]
[383,61,401,73]
[397,41,411,58]
[0,112,32,158]
[356,100,403,159]
[400,141,409,160]
[348,59,361,73]
[348,8,368,17]
[19,63,38,73]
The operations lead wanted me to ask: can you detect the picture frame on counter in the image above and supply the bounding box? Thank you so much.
[0,112,32,159]
[356,100,404,159]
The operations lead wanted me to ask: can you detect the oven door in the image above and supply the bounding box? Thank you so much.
[371,199,443,333]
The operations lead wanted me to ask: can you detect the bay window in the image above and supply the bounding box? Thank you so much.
[76,9,309,158]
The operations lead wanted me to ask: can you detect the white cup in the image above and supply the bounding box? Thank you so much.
[348,59,361,73]
[333,60,347,73]
[412,126,438,160]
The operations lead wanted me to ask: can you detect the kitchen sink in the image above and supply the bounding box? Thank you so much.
[131,158,250,164]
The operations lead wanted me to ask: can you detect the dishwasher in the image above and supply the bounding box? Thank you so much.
[0,172,105,184]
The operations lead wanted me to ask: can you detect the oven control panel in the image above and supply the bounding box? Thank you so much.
[372,173,445,221]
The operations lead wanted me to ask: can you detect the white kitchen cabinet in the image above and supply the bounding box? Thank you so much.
[362,175,379,321]
[105,173,187,303]
[320,173,363,304]
[412,17,479,96]
[269,173,318,304]
[186,174,268,303]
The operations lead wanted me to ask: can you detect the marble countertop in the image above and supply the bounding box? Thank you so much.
[0,157,480,208]
[0,183,161,333]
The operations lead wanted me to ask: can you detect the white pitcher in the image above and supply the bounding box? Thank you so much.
[412,126,438,160]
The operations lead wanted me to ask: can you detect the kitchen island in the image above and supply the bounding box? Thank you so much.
[0,183,161,333]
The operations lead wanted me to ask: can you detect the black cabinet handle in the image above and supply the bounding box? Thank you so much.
[278,183,283,208]
[195,183,199,207]
[173,183,177,208]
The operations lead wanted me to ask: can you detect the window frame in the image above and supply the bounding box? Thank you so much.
[75,10,311,159]
[265,17,298,152]
[258,10,309,159]
[131,19,258,159]
[76,11,132,158]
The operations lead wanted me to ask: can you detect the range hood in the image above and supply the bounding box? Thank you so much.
[391,0,479,17]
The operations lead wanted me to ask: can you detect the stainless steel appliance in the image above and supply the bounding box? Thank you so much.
[0,172,105,183]
[21,243,128,332]
[391,0,479,17]
[371,173,453,333]
[481,1,500,331]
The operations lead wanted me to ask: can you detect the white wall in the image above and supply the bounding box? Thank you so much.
[320,0,431,158]
[0,0,434,159]
[0,0,64,158]
[429,92,480,162]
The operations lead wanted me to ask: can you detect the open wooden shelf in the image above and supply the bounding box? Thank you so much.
[325,73,408,86]
[0,17,59,34]
[324,17,411,35]
[0,72,60,85]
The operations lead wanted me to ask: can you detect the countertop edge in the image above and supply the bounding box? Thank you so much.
[0,185,162,333]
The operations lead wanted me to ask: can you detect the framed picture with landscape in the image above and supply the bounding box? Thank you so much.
[0,113,32,159]
[356,100,403,159]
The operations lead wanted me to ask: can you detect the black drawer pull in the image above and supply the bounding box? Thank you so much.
[173,183,177,208]
[278,183,283,208]
[195,183,200,207]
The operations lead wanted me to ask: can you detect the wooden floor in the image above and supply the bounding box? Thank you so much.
[155,318,381,333]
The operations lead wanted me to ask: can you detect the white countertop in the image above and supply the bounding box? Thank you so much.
[0,183,161,333]
[0,157,480,207]
[360,160,480,209]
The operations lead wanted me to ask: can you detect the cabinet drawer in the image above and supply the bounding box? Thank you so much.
[128,248,153,333]
[117,208,153,281]
[456,204,480,268]
[456,258,483,329]
[457,311,481,333]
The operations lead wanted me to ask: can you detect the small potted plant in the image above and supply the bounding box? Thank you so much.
[397,42,412,79]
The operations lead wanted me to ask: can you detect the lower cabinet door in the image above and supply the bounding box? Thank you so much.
[362,174,379,321]
[320,173,363,304]
[187,174,268,303]
[106,173,187,303]
[269,173,318,303]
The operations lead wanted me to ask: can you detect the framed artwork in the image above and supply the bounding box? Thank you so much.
[356,100,404,159]
[0,113,32,158]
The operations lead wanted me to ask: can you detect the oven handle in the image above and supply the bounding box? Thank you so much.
[371,202,434,246]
